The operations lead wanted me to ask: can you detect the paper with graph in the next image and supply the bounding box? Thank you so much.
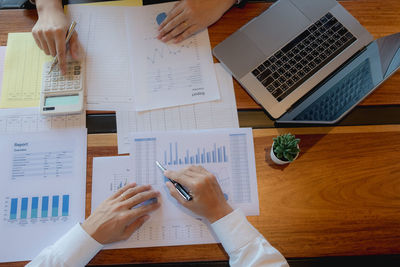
[116,63,239,154]
[91,156,132,212]
[91,128,258,249]
[125,2,220,111]
[0,129,86,262]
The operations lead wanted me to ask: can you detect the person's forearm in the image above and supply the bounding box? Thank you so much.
[35,0,63,16]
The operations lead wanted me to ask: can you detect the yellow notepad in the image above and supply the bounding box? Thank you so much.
[0,33,52,108]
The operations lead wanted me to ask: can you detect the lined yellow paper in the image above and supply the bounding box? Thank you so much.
[0,33,52,108]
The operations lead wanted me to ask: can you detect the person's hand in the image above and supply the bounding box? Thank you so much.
[81,183,161,244]
[157,0,236,43]
[32,0,80,74]
[164,165,233,223]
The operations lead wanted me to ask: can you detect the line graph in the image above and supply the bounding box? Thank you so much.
[146,40,196,64]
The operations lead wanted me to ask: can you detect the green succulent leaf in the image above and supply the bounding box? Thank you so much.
[273,133,300,161]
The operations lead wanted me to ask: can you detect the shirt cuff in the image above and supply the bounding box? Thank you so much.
[211,209,265,254]
[52,223,104,266]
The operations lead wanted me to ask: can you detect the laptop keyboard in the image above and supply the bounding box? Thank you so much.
[293,59,373,121]
[251,12,357,102]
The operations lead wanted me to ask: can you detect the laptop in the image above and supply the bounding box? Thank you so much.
[277,32,400,124]
[213,0,375,120]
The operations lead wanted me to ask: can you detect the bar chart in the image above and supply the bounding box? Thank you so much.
[5,194,70,223]
[131,129,258,207]
[163,142,228,166]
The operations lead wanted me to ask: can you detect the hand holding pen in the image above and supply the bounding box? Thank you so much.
[157,163,233,223]
[32,7,80,75]
[48,21,77,74]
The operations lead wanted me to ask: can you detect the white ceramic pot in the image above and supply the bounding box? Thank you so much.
[270,142,299,165]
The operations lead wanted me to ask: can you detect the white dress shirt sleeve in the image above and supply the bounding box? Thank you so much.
[211,209,289,267]
[26,223,104,267]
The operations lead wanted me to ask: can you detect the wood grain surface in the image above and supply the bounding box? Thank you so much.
[79,125,400,264]
[4,125,398,266]
[0,0,399,111]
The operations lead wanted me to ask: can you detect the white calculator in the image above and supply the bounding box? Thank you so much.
[40,61,84,115]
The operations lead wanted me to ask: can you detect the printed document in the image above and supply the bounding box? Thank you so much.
[91,128,259,249]
[0,129,87,262]
[67,3,220,111]
[0,107,85,133]
[125,2,220,111]
[0,33,52,108]
[116,63,239,154]
[67,5,135,111]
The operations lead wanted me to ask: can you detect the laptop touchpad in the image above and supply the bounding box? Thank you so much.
[242,0,311,57]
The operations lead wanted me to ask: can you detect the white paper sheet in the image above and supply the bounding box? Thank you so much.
[125,2,220,111]
[91,156,132,211]
[91,128,259,249]
[0,129,87,262]
[116,63,239,154]
[0,46,6,98]
[67,6,135,111]
[0,107,85,133]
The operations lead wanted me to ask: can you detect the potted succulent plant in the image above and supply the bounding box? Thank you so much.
[270,133,300,165]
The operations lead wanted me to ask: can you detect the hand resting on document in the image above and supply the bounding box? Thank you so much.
[157,0,237,44]
[81,183,161,244]
[82,165,233,244]
[164,165,234,223]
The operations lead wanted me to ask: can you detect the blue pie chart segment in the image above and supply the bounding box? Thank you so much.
[156,12,167,25]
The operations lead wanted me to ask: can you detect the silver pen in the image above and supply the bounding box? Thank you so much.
[48,21,77,74]
[155,161,192,201]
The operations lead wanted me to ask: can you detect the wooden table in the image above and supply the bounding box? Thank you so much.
[83,126,400,265]
[1,0,400,266]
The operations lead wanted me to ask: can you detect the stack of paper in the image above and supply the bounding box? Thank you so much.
[116,64,239,154]
[66,2,220,111]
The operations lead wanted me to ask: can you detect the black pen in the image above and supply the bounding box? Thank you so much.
[155,161,192,201]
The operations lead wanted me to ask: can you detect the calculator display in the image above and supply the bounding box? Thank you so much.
[45,95,80,107]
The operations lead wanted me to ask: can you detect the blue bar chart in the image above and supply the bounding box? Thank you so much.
[31,197,38,219]
[62,195,69,217]
[10,198,17,220]
[21,198,28,219]
[52,196,59,217]
[6,194,70,222]
[41,196,49,218]
[163,142,228,166]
